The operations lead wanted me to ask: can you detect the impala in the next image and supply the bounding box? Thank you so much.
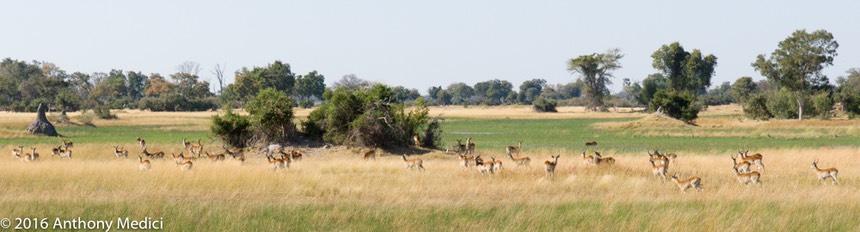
[648,149,668,166]
[173,153,195,163]
[730,155,752,173]
[592,152,615,166]
[732,167,762,188]
[465,137,476,155]
[650,159,669,182]
[505,140,523,157]
[507,152,531,168]
[136,137,146,150]
[458,154,475,169]
[401,155,425,171]
[811,159,839,185]
[51,146,64,158]
[739,150,764,171]
[114,146,129,158]
[29,147,40,161]
[670,174,703,193]
[266,154,288,171]
[175,159,193,172]
[223,146,244,159]
[203,151,226,161]
[581,151,595,167]
[363,149,377,160]
[182,138,192,150]
[454,139,467,155]
[288,150,303,161]
[142,148,164,159]
[491,156,503,172]
[191,139,204,156]
[12,145,24,158]
[62,139,74,149]
[413,133,421,147]
[544,154,560,178]
[475,155,494,175]
[138,156,151,171]
[59,148,72,159]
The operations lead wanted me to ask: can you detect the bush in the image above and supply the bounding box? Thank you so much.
[244,88,297,144]
[811,92,834,119]
[74,111,96,127]
[211,107,252,148]
[648,90,699,122]
[94,105,118,119]
[743,94,772,120]
[766,88,799,119]
[532,97,558,112]
[298,99,315,108]
[138,94,219,112]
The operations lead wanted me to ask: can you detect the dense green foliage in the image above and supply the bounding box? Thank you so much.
[743,94,773,120]
[731,76,757,104]
[244,88,297,144]
[532,97,558,112]
[651,42,718,95]
[835,68,860,118]
[210,107,252,147]
[567,49,623,111]
[648,90,699,122]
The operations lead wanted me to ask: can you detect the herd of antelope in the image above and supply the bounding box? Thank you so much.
[9,137,844,191]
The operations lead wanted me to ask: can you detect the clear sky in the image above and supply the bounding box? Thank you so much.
[2,0,858,94]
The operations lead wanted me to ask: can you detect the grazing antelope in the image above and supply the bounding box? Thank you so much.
[114,146,129,158]
[363,149,377,160]
[458,154,475,169]
[732,167,762,188]
[581,151,595,167]
[592,152,615,166]
[670,174,704,193]
[731,155,752,174]
[650,159,669,182]
[544,154,560,178]
[738,150,764,171]
[266,154,288,171]
[175,159,193,172]
[223,146,244,159]
[136,137,146,150]
[505,140,523,157]
[142,148,164,159]
[475,155,494,176]
[413,133,421,147]
[203,151,226,161]
[585,141,598,147]
[12,145,24,158]
[465,137,476,155]
[811,160,839,185]
[138,156,151,171]
[491,156,503,172]
[62,139,74,149]
[401,155,425,171]
[507,152,531,168]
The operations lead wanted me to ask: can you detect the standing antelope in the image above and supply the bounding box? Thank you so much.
[267,155,286,171]
[175,159,193,172]
[401,155,425,171]
[544,154,560,178]
[507,152,531,169]
[182,138,192,150]
[739,150,764,171]
[17,147,37,162]
[136,137,146,150]
[670,174,704,193]
[142,148,164,159]
[363,149,377,160]
[581,151,595,167]
[203,151,226,161]
[62,139,74,149]
[12,145,24,158]
[138,156,151,171]
[476,155,494,176]
[650,159,669,182]
[458,154,475,169]
[59,148,72,159]
[223,146,244,159]
[592,152,615,166]
[811,160,839,185]
[465,137,476,155]
[732,167,762,188]
[648,150,668,166]
[505,140,523,157]
[454,139,467,155]
[51,146,64,158]
[114,146,129,158]
[491,156,503,172]
[731,155,752,173]
[413,133,421,147]
[29,147,40,161]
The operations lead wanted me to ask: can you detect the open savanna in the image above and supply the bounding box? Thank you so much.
[2,105,860,231]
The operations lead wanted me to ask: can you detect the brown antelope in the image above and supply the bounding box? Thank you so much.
[363,149,377,160]
[544,154,560,178]
[203,151,226,161]
[670,174,703,193]
[739,150,764,171]
[458,154,475,169]
[136,137,146,150]
[114,146,129,158]
[175,159,193,172]
[465,137,476,155]
[12,145,24,158]
[505,140,523,157]
[51,146,64,158]
[62,139,74,149]
[732,167,762,188]
[475,155,494,176]
[173,153,196,163]
[454,139,467,155]
[266,154,290,171]
[592,152,615,166]
[401,155,425,171]
[182,138,192,150]
[29,147,40,161]
[142,148,164,159]
[59,148,72,159]
[223,146,244,159]
[811,160,839,185]
[731,155,752,173]
[581,151,595,167]
[288,150,303,161]
[650,159,669,182]
[585,141,598,147]
[507,152,531,169]
[138,156,151,171]
[648,149,668,166]
[491,156,503,172]
[17,147,37,162]
[413,133,421,147]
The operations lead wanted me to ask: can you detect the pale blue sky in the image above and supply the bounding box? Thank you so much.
[2,1,858,94]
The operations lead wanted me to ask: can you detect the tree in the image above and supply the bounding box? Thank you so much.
[211,63,227,94]
[427,86,442,100]
[177,61,201,75]
[333,74,370,91]
[244,88,296,144]
[473,79,514,105]
[445,82,474,105]
[567,49,623,111]
[752,29,838,121]
[518,79,546,104]
[621,78,642,102]
[126,71,148,102]
[835,68,860,118]
[703,82,733,105]
[224,61,296,104]
[731,77,757,105]
[636,73,668,105]
[651,42,717,94]
[648,90,699,122]
[391,86,420,102]
[294,70,326,103]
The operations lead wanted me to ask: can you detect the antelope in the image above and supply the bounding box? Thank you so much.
[475,155,494,175]
[173,153,195,163]
[136,137,146,150]
[51,146,64,158]
[458,154,475,169]
[266,154,288,171]
[670,174,703,193]
[175,159,193,172]
[12,145,24,158]
[811,159,839,185]
[17,147,37,162]
[114,146,129,158]
[223,146,244,159]
[142,148,164,159]
[287,150,303,161]
[732,167,762,188]
[182,138,192,150]
[465,137,476,155]
[664,153,678,162]
[507,152,531,168]
[363,149,377,160]
[738,150,764,171]
[581,151,595,167]
[59,148,72,159]
[491,156,503,172]
[650,159,669,182]
[731,155,752,173]
[544,154,560,178]
[592,152,615,166]
[454,139,467,155]
[413,133,421,147]
[203,151,226,161]
[62,139,74,149]
[505,140,523,157]
[138,156,151,171]
[585,141,598,147]
[401,155,425,171]
[648,149,668,166]
[29,147,40,161]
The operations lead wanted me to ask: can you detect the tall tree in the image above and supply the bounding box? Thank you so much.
[333,74,370,91]
[211,63,227,94]
[752,29,838,120]
[731,76,757,105]
[445,82,474,105]
[473,79,514,105]
[651,42,717,94]
[637,73,668,106]
[294,70,326,101]
[518,79,546,104]
[567,48,623,111]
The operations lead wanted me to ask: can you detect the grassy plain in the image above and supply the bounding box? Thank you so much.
[1,105,859,231]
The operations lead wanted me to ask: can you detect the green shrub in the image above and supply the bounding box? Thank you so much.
[532,97,558,112]
[94,105,118,119]
[244,88,297,144]
[210,107,252,148]
[811,92,834,119]
[743,94,772,120]
[648,90,699,122]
